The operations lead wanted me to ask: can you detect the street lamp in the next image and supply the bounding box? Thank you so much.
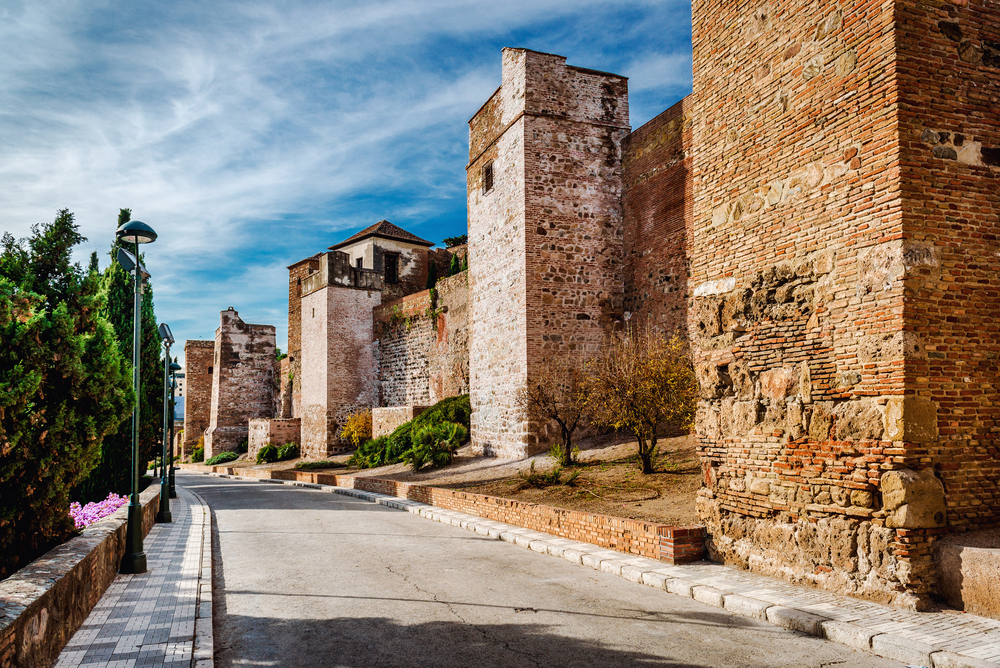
[117,220,157,575]
[157,323,174,524]
[169,363,181,498]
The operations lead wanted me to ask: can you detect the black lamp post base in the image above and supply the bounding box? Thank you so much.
[120,503,147,574]
[120,550,147,574]
[156,510,172,523]
[169,489,177,499]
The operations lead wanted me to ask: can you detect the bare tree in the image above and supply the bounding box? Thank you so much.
[516,359,589,467]
[584,328,697,474]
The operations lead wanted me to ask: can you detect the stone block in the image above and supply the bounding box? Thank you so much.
[764,606,826,636]
[931,651,1000,668]
[881,469,947,529]
[666,579,696,598]
[871,633,935,666]
[641,572,671,590]
[936,537,1000,620]
[691,585,727,608]
[821,620,876,650]
[883,396,938,443]
[722,594,771,620]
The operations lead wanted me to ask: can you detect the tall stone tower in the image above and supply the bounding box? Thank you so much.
[467,49,629,458]
[299,251,382,458]
[689,0,1000,608]
[203,308,277,458]
[182,339,214,457]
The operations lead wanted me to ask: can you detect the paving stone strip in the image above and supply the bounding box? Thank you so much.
[53,485,214,668]
[208,471,1000,668]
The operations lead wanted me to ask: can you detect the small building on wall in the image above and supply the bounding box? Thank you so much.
[328,220,435,303]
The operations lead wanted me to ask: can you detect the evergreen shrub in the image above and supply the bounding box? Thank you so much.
[256,444,278,464]
[277,443,299,461]
[205,451,239,466]
[192,447,205,463]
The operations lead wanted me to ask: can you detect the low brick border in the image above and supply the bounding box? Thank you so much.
[0,487,160,668]
[178,463,705,564]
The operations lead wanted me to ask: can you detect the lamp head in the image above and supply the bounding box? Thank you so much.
[158,323,175,345]
[116,220,157,245]
[169,362,182,372]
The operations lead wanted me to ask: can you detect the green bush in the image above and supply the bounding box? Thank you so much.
[235,438,248,454]
[277,443,299,461]
[205,451,239,466]
[192,447,205,463]
[348,395,471,470]
[412,394,471,432]
[294,460,345,470]
[256,444,278,464]
[402,422,468,471]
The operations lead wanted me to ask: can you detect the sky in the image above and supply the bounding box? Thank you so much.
[0,0,693,362]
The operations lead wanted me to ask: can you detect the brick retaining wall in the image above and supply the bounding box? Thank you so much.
[183,463,705,564]
[0,487,160,668]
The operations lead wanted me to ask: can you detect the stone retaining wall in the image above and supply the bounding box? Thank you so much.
[0,487,160,668]
[371,406,429,438]
[183,464,704,564]
[248,418,301,460]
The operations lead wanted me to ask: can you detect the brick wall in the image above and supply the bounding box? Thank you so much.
[182,340,214,457]
[204,308,277,458]
[300,254,382,458]
[373,271,470,407]
[622,97,694,333]
[372,406,429,438]
[286,256,320,419]
[895,0,1000,533]
[468,48,628,458]
[686,0,962,608]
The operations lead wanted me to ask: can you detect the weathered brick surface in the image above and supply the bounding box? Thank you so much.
[622,97,693,333]
[895,0,1000,533]
[204,308,277,458]
[372,406,430,439]
[468,48,628,458]
[373,271,469,407]
[300,252,381,458]
[286,256,320,419]
[247,418,301,459]
[182,340,214,457]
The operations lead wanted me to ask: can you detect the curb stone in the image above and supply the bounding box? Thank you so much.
[197,471,1000,668]
[187,487,215,668]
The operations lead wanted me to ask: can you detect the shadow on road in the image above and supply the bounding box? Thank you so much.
[214,613,718,668]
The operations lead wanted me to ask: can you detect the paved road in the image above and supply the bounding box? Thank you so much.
[180,472,900,668]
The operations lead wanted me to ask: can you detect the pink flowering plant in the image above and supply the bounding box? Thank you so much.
[69,493,129,529]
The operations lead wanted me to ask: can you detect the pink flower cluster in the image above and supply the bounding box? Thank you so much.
[69,493,129,529]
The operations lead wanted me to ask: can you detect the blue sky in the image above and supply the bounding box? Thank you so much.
[0,0,693,360]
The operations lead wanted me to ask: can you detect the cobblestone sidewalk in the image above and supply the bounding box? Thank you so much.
[54,485,213,668]
[211,472,1000,668]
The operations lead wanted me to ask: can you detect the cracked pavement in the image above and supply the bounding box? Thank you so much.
[184,473,902,668]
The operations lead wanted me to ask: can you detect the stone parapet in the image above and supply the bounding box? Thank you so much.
[0,487,159,668]
[248,418,301,460]
[372,406,430,438]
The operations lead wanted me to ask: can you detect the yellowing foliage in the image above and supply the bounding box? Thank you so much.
[341,410,373,448]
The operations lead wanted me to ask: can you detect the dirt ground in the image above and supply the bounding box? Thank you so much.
[203,433,702,526]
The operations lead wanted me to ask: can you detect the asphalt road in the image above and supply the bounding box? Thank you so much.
[179,472,901,668]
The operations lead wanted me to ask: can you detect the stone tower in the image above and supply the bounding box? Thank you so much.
[203,308,277,458]
[467,48,629,458]
[689,0,1000,608]
[298,251,382,458]
[182,339,214,457]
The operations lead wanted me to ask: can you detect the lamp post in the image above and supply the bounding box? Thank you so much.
[169,363,181,498]
[116,220,157,575]
[157,323,174,523]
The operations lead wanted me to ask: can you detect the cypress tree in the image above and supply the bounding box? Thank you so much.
[426,260,437,290]
[0,210,132,577]
[448,253,461,277]
[75,209,163,501]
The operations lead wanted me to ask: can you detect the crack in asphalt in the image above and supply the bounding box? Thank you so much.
[385,563,543,668]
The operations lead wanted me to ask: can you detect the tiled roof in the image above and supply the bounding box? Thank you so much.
[328,220,433,250]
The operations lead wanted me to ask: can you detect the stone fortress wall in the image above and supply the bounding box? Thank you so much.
[203,308,276,459]
[181,340,214,457]
[373,270,470,408]
[467,49,630,458]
